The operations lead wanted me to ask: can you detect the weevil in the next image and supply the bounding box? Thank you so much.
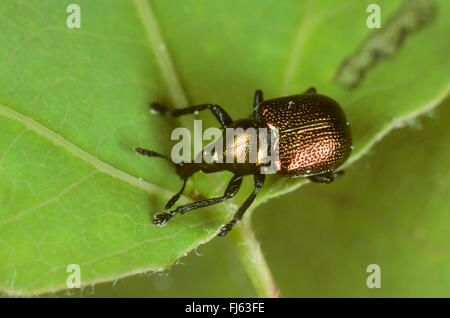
[136,87,352,236]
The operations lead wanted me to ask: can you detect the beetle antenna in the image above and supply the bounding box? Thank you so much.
[135,146,196,182]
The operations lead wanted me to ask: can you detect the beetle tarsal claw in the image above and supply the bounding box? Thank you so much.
[218,224,233,236]
[150,103,170,116]
[153,213,172,226]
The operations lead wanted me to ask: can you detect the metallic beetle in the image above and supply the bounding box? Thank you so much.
[136,87,352,236]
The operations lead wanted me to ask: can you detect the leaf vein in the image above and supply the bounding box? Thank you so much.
[281,0,314,95]
[133,0,189,108]
[0,103,174,199]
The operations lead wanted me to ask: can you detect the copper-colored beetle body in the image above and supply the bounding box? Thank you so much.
[256,93,352,177]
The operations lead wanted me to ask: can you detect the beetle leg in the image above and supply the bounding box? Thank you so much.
[333,170,345,179]
[252,90,265,125]
[308,171,333,183]
[150,103,233,128]
[153,175,243,226]
[253,89,263,109]
[303,87,317,94]
[218,174,265,236]
[308,170,344,184]
[164,178,187,210]
[135,147,172,161]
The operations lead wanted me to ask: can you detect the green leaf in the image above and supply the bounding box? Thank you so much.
[0,0,448,296]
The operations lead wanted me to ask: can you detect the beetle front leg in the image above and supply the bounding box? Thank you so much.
[164,178,188,210]
[153,175,243,226]
[218,174,265,236]
[150,103,233,128]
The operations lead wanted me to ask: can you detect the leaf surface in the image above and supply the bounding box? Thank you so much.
[0,0,448,295]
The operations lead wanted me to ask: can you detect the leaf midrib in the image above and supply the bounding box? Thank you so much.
[281,0,314,95]
[133,0,189,108]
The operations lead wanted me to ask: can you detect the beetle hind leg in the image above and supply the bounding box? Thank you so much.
[135,147,171,161]
[164,178,188,210]
[308,170,344,184]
